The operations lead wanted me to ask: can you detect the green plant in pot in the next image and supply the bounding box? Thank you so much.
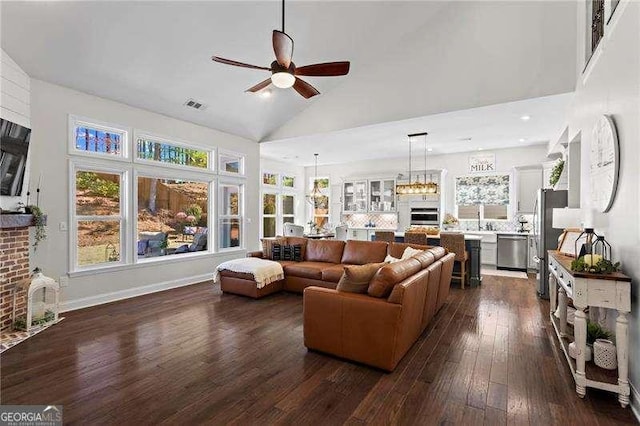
[549,159,565,187]
[28,205,47,250]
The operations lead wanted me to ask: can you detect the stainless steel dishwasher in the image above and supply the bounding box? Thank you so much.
[497,234,528,271]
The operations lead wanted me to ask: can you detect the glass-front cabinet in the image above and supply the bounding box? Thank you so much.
[369,179,396,212]
[343,181,368,212]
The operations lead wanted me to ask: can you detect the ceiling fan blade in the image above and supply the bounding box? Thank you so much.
[245,78,272,93]
[293,78,320,99]
[211,56,270,71]
[272,30,294,68]
[295,61,350,77]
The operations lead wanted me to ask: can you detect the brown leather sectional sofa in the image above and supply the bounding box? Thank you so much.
[218,238,455,371]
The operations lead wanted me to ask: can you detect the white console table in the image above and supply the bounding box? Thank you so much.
[548,250,631,407]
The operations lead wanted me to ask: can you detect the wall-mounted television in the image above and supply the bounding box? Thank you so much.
[0,119,31,196]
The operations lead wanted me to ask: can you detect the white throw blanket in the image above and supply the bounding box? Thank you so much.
[214,257,285,289]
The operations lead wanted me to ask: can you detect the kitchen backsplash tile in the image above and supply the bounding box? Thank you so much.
[458,214,533,232]
[342,213,398,229]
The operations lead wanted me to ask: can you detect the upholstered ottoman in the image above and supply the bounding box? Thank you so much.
[215,258,284,299]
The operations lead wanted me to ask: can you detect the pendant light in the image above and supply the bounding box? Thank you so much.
[396,133,439,195]
[306,153,323,207]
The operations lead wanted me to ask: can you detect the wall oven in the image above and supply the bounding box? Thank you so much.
[410,207,440,226]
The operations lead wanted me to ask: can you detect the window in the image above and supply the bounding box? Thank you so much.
[74,169,125,268]
[310,177,330,229]
[69,116,246,273]
[455,175,510,221]
[219,184,242,249]
[70,117,128,158]
[282,195,295,228]
[262,193,277,238]
[137,176,209,258]
[282,175,295,188]
[136,136,209,169]
[262,172,278,186]
[219,151,244,175]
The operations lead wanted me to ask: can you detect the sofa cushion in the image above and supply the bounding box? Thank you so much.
[337,262,387,294]
[388,242,431,258]
[367,258,422,298]
[261,237,287,260]
[306,240,345,264]
[286,236,308,259]
[283,261,336,280]
[428,246,447,260]
[401,246,424,260]
[341,240,388,265]
[321,264,346,283]
[412,251,436,269]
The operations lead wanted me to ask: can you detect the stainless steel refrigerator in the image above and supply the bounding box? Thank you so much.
[532,189,568,299]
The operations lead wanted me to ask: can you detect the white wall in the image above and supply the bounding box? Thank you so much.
[1,49,31,209]
[304,145,549,224]
[567,1,640,414]
[28,79,260,309]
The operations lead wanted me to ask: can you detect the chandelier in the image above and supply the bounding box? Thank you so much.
[396,132,439,195]
[306,153,324,207]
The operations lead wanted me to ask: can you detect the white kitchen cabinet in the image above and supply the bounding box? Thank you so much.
[347,229,369,241]
[369,179,396,212]
[343,181,368,212]
[465,232,497,265]
[397,201,410,231]
[527,235,538,270]
[516,167,542,214]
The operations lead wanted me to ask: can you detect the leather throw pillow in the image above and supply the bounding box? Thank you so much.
[337,262,387,294]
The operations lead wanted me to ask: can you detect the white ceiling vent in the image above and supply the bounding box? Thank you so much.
[184,99,207,111]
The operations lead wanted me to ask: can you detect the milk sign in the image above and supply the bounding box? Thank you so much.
[469,153,495,173]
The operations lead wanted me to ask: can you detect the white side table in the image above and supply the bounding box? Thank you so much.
[548,250,631,407]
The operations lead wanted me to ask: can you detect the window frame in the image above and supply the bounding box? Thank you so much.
[68,115,131,162]
[69,160,130,273]
[261,191,278,238]
[133,130,214,173]
[132,167,215,264]
[281,193,296,230]
[309,176,330,228]
[454,172,513,222]
[218,149,245,177]
[218,181,244,251]
[262,170,279,188]
[68,115,247,275]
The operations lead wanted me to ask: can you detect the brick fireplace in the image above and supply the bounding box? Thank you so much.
[0,215,33,332]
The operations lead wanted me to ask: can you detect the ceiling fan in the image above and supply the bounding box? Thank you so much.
[211,0,350,99]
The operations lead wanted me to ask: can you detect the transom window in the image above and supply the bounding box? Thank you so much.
[136,136,209,169]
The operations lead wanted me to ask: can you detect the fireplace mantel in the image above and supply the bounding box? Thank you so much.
[0,214,36,229]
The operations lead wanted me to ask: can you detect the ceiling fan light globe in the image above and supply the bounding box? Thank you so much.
[271,72,295,88]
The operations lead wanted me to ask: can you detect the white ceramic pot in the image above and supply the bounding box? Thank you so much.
[568,342,592,362]
[593,339,617,370]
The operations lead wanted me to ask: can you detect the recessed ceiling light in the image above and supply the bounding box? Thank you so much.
[458,137,473,142]
[520,115,531,121]
[519,138,526,142]
[427,148,433,152]
[478,148,484,151]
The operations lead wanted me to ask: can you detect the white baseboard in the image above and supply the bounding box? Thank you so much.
[631,382,640,423]
[60,273,212,312]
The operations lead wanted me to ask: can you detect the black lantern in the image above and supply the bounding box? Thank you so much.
[592,234,612,262]
[575,227,597,258]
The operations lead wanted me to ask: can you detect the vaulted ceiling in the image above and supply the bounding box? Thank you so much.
[1,1,576,143]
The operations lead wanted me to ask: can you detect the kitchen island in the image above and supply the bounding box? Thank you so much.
[393,232,482,287]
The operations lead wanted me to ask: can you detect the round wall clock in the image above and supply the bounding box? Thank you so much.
[590,115,619,213]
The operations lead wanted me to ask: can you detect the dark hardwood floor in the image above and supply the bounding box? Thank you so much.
[1,275,636,425]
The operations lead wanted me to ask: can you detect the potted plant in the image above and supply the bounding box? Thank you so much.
[569,320,611,362]
[442,213,459,230]
[28,205,47,250]
[549,159,565,188]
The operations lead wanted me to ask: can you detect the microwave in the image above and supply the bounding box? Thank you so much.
[410,207,440,226]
